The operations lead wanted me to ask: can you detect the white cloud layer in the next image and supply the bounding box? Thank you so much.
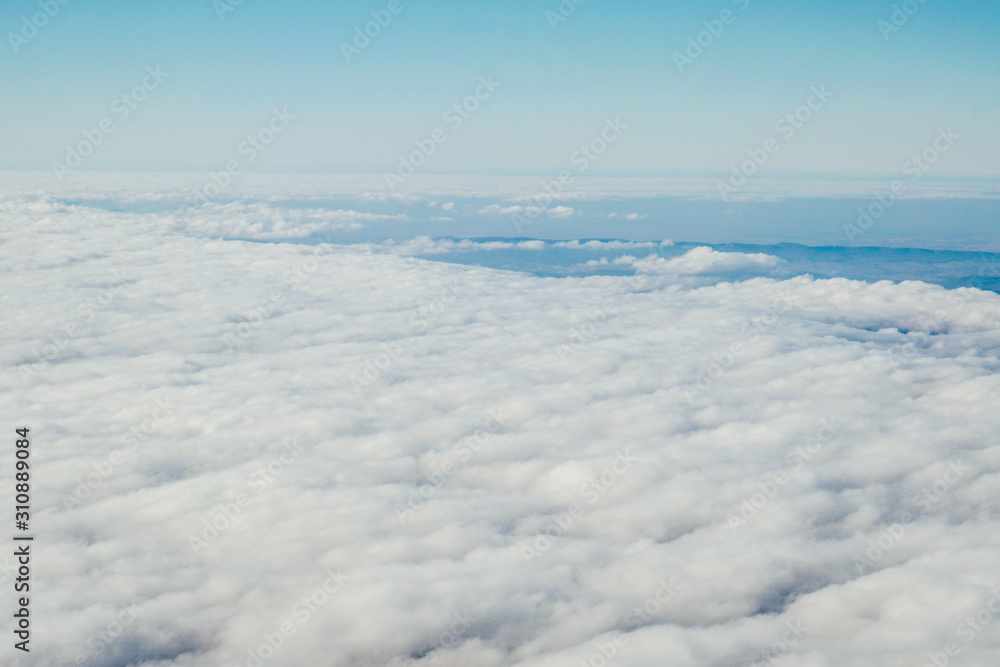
[2,189,1000,666]
[174,202,408,240]
[5,171,997,203]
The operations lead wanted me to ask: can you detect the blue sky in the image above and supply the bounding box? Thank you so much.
[2,0,998,178]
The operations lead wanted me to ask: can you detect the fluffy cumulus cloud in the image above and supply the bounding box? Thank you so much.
[479,203,529,216]
[547,206,576,219]
[3,188,1000,666]
[478,203,578,219]
[613,246,782,278]
[375,237,550,256]
[553,240,672,251]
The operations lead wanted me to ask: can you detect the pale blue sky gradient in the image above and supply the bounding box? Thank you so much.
[1,0,998,178]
